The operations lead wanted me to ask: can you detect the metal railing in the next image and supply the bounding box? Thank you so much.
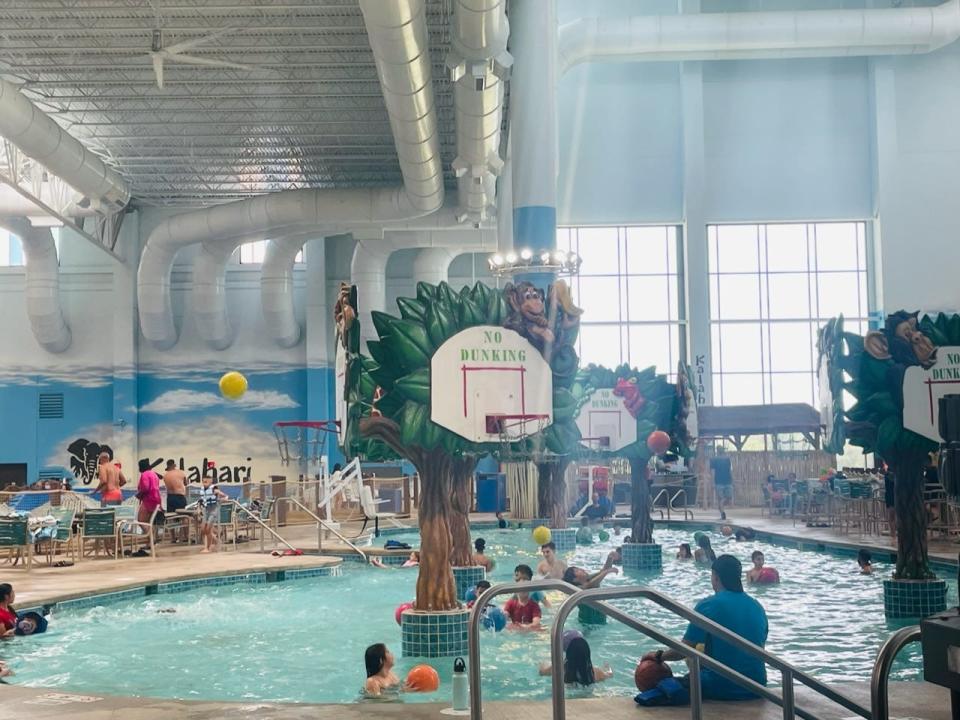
[653,487,694,521]
[231,501,298,553]
[870,625,921,720]
[469,581,872,720]
[274,496,366,561]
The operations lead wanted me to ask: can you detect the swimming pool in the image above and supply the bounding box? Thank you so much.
[4,527,956,704]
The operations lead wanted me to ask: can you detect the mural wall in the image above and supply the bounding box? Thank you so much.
[0,222,338,488]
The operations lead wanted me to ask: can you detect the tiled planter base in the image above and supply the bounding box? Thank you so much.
[550,527,577,553]
[883,578,947,618]
[453,565,486,601]
[621,542,663,571]
[401,608,470,658]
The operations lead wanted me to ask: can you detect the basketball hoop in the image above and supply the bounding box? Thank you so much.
[579,435,611,458]
[489,413,556,464]
[274,421,339,467]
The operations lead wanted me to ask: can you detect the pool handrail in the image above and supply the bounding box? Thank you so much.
[231,501,298,553]
[554,585,871,720]
[274,495,366,561]
[870,625,921,720]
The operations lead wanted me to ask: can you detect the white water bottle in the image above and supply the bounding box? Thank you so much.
[452,657,468,711]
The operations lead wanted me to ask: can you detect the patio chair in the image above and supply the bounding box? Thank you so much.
[81,508,117,558]
[116,505,158,559]
[216,502,237,550]
[0,516,32,570]
[39,508,78,565]
[238,498,275,544]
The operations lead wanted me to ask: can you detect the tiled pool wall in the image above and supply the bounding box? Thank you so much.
[30,565,343,616]
[453,565,486,600]
[400,607,470,657]
[621,542,663,570]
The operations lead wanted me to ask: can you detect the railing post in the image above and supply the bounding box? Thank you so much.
[870,626,921,720]
[688,655,703,720]
[781,668,795,719]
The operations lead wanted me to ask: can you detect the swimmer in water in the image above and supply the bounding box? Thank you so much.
[677,543,693,560]
[473,538,494,571]
[857,549,873,575]
[746,550,780,584]
[693,534,716,565]
[538,636,612,685]
[364,643,409,696]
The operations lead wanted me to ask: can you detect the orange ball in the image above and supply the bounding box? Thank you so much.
[406,664,440,693]
[646,430,671,455]
[635,658,673,691]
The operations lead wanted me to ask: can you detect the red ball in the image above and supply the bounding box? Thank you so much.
[635,658,673,691]
[395,602,414,625]
[646,430,671,455]
[406,664,440,692]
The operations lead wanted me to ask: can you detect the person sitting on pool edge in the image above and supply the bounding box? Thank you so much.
[857,549,873,575]
[364,643,408,696]
[642,554,769,701]
[538,636,613,685]
[514,563,551,609]
[503,585,541,632]
[473,538,494,571]
[746,551,780,584]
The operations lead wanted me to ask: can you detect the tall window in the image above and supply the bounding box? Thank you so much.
[0,233,24,266]
[238,240,304,264]
[558,225,684,377]
[708,222,870,406]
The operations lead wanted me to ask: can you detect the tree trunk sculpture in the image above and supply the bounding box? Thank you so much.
[891,450,934,580]
[449,457,477,567]
[537,461,569,528]
[630,459,654,544]
[360,416,459,610]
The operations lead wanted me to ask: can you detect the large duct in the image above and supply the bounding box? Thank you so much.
[192,235,265,350]
[0,78,129,211]
[139,0,444,350]
[413,246,458,286]
[261,232,317,348]
[351,229,497,342]
[448,0,511,222]
[0,221,71,353]
[558,0,960,71]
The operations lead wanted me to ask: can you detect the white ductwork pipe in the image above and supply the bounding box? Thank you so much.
[0,78,129,211]
[261,233,316,348]
[0,221,71,353]
[351,228,498,342]
[448,0,511,222]
[413,247,458,285]
[359,0,445,211]
[559,0,960,71]
[139,0,444,350]
[191,235,266,350]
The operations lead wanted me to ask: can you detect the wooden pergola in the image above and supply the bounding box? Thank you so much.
[696,403,824,451]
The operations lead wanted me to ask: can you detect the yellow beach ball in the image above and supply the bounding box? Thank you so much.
[532,525,551,546]
[219,371,248,400]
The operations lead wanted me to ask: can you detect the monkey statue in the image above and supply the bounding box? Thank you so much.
[503,281,554,350]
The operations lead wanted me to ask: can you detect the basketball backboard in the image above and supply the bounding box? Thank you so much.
[431,325,553,443]
[574,388,636,452]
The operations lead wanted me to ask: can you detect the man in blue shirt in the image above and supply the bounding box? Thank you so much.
[643,554,769,700]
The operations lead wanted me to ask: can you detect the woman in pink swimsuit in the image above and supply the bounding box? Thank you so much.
[136,460,162,524]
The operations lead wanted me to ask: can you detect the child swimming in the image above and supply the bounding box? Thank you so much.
[538,637,612,685]
[676,543,693,560]
[857,549,873,575]
[693,533,716,565]
[364,643,407,696]
[746,550,780,584]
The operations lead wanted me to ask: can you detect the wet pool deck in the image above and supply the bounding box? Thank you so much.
[0,680,951,719]
[1,507,955,717]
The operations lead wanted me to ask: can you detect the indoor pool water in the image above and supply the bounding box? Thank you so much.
[4,528,956,704]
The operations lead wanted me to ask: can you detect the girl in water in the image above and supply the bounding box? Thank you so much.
[857,549,873,575]
[693,534,716,565]
[473,538,494,571]
[676,543,693,560]
[364,643,407,696]
[539,637,612,685]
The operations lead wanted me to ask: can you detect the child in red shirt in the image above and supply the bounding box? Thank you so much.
[0,583,17,638]
[503,590,541,632]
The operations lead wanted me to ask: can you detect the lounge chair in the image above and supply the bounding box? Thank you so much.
[0,516,32,570]
[39,508,78,565]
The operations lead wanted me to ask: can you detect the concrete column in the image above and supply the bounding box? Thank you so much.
[869,57,896,316]
[111,210,140,467]
[304,237,338,465]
